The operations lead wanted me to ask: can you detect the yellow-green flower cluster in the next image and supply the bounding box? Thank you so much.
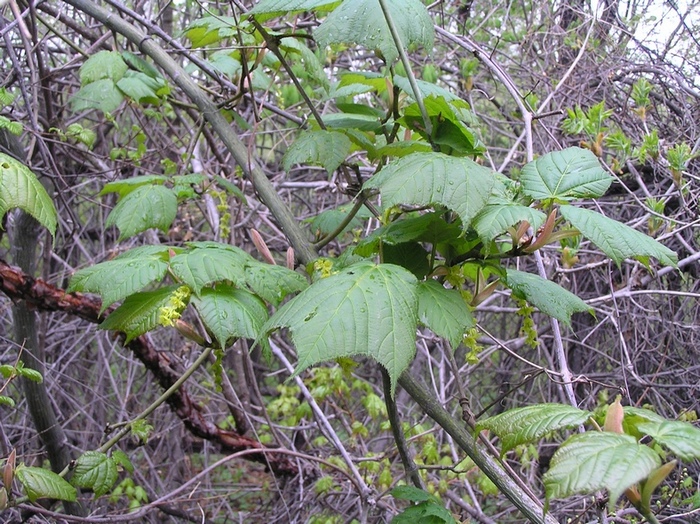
[313,258,335,279]
[211,189,231,239]
[158,286,191,327]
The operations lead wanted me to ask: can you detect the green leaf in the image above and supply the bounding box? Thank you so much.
[0,153,58,237]
[355,212,462,257]
[71,451,118,497]
[375,141,434,158]
[315,0,434,64]
[15,465,77,503]
[364,153,495,229]
[475,404,591,455]
[263,261,418,395]
[307,203,373,238]
[0,116,22,135]
[391,486,457,523]
[208,51,242,78]
[183,16,240,48]
[248,0,339,14]
[637,421,700,461]
[170,244,249,295]
[383,242,431,278]
[543,432,661,511]
[121,51,161,79]
[400,96,479,155]
[521,147,613,201]
[79,51,128,85]
[193,285,268,348]
[116,71,169,105]
[71,79,125,113]
[416,281,474,348]
[100,175,168,198]
[105,185,178,240]
[244,261,308,306]
[560,205,677,267]
[283,130,352,175]
[394,75,461,102]
[505,269,592,327]
[322,112,383,132]
[472,201,546,243]
[99,286,179,342]
[0,87,17,106]
[391,485,432,502]
[279,36,329,91]
[68,250,169,311]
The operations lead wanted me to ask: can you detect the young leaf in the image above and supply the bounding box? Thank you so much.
[543,432,661,511]
[505,269,592,327]
[16,366,43,383]
[105,185,178,240]
[15,465,77,503]
[640,461,677,512]
[416,280,474,348]
[130,419,153,443]
[244,261,308,306]
[364,153,495,229]
[99,286,179,342]
[183,16,240,48]
[283,130,352,175]
[637,421,700,461]
[79,51,128,85]
[71,451,118,497]
[110,450,134,473]
[314,0,434,64]
[475,404,591,455]
[192,285,268,348]
[170,244,249,295]
[0,153,58,237]
[520,147,613,201]
[68,250,169,311]
[263,262,418,395]
[560,205,677,267]
[472,201,546,243]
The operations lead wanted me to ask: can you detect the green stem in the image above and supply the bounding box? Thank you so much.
[398,372,559,524]
[253,23,326,130]
[381,368,424,490]
[314,192,369,249]
[377,0,433,139]
[99,345,214,453]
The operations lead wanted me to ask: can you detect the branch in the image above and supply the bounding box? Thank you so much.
[398,373,559,524]
[0,259,301,476]
[60,0,316,265]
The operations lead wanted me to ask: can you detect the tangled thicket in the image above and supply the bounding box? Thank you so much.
[0,0,698,522]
